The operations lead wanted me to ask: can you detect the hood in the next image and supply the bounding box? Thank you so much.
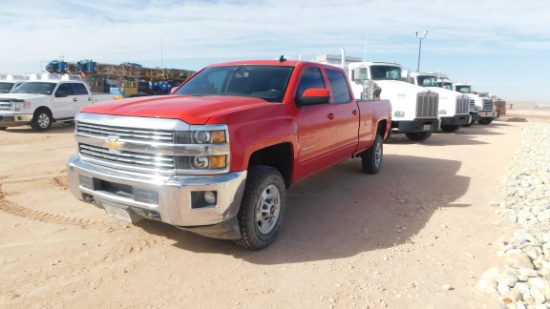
[375,80,430,96]
[0,93,49,101]
[426,87,467,100]
[81,94,274,125]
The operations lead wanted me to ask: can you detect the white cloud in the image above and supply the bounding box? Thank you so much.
[2,0,550,101]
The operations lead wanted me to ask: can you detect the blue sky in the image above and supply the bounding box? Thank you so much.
[1,0,549,103]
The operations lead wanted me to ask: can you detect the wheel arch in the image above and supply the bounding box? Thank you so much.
[247,142,293,188]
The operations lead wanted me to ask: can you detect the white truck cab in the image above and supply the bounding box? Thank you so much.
[346,61,439,141]
[438,77,497,125]
[0,73,117,131]
[403,71,471,132]
[0,74,29,94]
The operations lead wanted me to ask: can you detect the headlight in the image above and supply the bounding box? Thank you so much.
[176,155,227,170]
[12,101,31,111]
[394,111,405,117]
[175,130,226,144]
[439,109,447,115]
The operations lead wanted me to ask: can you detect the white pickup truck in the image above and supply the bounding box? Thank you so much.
[0,74,118,131]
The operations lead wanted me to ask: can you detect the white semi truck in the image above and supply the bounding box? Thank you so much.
[403,71,470,132]
[438,77,497,125]
[315,54,439,141]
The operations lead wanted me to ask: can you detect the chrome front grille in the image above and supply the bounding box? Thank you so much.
[77,121,174,143]
[0,103,11,110]
[456,97,469,114]
[482,99,494,112]
[79,144,175,171]
[416,92,439,118]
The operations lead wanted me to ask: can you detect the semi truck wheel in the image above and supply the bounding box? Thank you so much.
[362,134,383,174]
[440,124,460,132]
[31,108,52,132]
[477,118,493,125]
[0,127,6,130]
[405,131,432,142]
[234,165,286,250]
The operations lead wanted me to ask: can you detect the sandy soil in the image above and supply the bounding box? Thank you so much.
[0,119,532,308]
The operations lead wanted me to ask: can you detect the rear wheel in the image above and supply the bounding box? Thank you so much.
[405,131,432,142]
[234,166,286,250]
[0,127,7,131]
[440,124,460,133]
[31,108,52,131]
[362,134,383,174]
[478,118,493,125]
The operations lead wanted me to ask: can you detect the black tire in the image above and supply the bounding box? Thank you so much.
[440,124,460,133]
[234,165,286,250]
[31,108,52,131]
[405,131,432,142]
[477,118,493,125]
[362,134,383,174]
[0,127,7,131]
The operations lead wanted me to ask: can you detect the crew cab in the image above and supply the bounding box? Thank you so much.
[67,58,392,250]
[0,73,118,131]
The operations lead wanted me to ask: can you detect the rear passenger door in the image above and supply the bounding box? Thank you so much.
[325,68,360,159]
[69,83,92,113]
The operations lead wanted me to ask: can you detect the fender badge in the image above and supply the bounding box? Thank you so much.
[104,136,125,153]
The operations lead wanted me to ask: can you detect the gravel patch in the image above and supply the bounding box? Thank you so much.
[477,122,550,308]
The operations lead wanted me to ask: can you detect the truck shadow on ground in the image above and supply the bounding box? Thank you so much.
[137,153,471,263]
[0,123,74,135]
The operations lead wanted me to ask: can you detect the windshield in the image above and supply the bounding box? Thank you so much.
[438,81,453,90]
[0,82,15,93]
[12,82,57,95]
[174,65,294,103]
[417,76,438,87]
[370,65,401,81]
[454,85,472,93]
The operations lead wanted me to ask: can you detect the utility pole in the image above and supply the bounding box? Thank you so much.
[416,31,428,72]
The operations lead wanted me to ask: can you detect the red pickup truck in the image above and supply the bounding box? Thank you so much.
[67,58,392,250]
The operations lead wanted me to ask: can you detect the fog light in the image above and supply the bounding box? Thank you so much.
[204,191,216,204]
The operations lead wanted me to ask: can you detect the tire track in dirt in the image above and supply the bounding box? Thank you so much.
[0,180,170,259]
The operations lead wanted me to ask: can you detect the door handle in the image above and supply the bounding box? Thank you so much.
[327,113,335,120]
[73,98,78,102]
[352,110,358,115]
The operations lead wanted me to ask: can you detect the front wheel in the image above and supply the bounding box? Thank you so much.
[405,131,432,142]
[440,124,460,133]
[478,118,493,125]
[234,166,286,250]
[0,127,7,131]
[362,134,383,174]
[31,108,52,131]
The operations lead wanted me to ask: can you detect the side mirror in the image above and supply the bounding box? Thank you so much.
[56,91,69,97]
[296,88,330,106]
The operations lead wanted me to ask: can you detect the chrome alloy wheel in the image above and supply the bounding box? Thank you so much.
[374,141,382,168]
[255,184,281,234]
[37,113,50,129]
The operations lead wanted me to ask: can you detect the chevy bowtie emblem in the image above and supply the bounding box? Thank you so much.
[104,136,125,153]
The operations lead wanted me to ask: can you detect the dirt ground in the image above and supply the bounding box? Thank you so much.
[0,117,536,308]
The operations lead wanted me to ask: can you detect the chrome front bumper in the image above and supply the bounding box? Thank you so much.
[0,112,32,127]
[478,111,498,118]
[440,114,472,126]
[67,154,247,232]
